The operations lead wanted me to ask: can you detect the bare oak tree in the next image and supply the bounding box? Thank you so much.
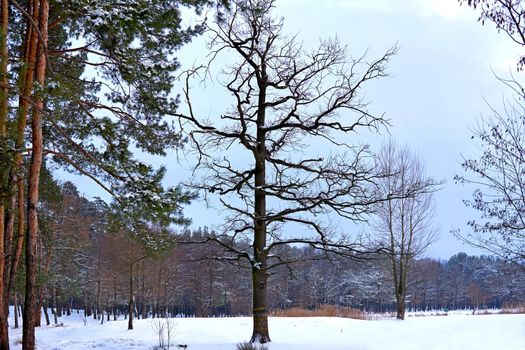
[176,0,396,343]
[374,139,439,320]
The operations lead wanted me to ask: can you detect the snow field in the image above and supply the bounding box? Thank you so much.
[7,311,525,350]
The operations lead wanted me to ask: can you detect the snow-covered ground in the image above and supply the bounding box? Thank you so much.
[7,310,525,350]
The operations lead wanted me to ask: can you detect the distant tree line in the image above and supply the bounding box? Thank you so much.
[8,176,522,329]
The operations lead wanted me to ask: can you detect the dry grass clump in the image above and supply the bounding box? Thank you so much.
[501,302,525,314]
[271,304,367,320]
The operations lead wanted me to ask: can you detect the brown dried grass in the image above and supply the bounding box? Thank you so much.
[271,304,367,320]
[501,302,525,314]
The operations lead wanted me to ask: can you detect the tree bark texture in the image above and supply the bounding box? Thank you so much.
[23,1,48,349]
[128,255,134,330]
[250,79,270,344]
[0,0,9,347]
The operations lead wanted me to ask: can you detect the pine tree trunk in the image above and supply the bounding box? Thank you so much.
[128,257,133,330]
[8,0,41,304]
[52,287,57,325]
[140,260,146,319]
[13,294,19,329]
[43,304,50,326]
[8,180,26,297]
[3,192,15,294]
[35,285,45,328]
[96,279,101,320]
[0,0,9,347]
[23,1,48,348]
[113,275,117,321]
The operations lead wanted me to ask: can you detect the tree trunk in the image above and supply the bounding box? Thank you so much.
[141,260,146,319]
[23,1,48,349]
[250,80,270,344]
[96,279,101,320]
[43,303,50,326]
[141,302,147,320]
[8,180,26,297]
[3,191,15,296]
[162,276,168,318]
[8,0,41,301]
[113,275,117,321]
[0,0,9,346]
[14,294,19,329]
[396,286,406,320]
[52,287,57,325]
[396,298,406,320]
[250,266,270,343]
[35,290,42,327]
[128,258,133,330]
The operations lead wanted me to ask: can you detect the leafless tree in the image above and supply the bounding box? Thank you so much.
[176,0,396,343]
[455,78,525,266]
[374,139,440,319]
[458,0,525,267]
[460,0,525,68]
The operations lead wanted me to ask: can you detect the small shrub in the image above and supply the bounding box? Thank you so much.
[151,317,178,349]
[236,341,268,350]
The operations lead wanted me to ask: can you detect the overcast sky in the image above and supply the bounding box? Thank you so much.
[61,0,523,259]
